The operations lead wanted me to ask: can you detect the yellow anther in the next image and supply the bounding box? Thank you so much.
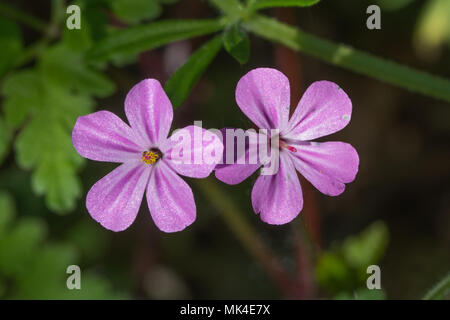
[142,150,160,164]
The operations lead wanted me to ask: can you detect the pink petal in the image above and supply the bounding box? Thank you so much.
[214,128,261,185]
[215,162,261,185]
[289,141,359,196]
[125,79,173,148]
[86,161,151,232]
[251,153,303,225]
[235,68,290,130]
[164,125,224,178]
[283,81,352,141]
[72,111,142,163]
[147,161,196,232]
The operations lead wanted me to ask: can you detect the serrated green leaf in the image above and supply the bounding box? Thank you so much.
[249,0,320,10]
[223,23,250,64]
[110,0,161,24]
[87,19,224,62]
[3,68,93,213]
[165,36,223,108]
[40,45,115,98]
[13,85,91,212]
[1,70,42,127]
[0,17,22,76]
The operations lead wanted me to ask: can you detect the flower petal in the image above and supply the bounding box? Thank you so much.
[125,79,173,147]
[251,153,303,224]
[235,68,290,130]
[214,128,261,185]
[289,141,359,196]
[283,81,352,141]
[147,161,196,232]
[86,161,151,232]
[72,111,142,163]
[164,125,224,178]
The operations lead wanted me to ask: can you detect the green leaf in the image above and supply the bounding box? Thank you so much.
[315,252,352,293]
[209,0,244,17]
[315,221,389,294]
[0,193,123,299]
[0,117,11,165]
[87,19,224,62]
[249,0,320,10]
[423,272,450,300]
[1,70,42,127]
[0,217,46,276]
[0,18,22,76]
[165,36,223,108]
[12,244,76,299]
[245,14,450,103]
[223,23,250,64]
[342,221,389,271]
[2,70,93,212]
[110,0,161,24]
[40,44,115,98]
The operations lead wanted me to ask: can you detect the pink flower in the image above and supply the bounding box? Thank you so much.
[72,79,223,232]
[215,68,359,225]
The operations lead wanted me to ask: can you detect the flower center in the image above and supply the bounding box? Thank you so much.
[141,148,162,165]
[279,140,297,153]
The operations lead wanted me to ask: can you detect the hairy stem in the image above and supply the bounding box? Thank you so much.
[245,14,450,103]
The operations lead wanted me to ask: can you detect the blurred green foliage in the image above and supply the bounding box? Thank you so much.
[0,191,122,299]
[315,221,389,298]
[0,17,22,76]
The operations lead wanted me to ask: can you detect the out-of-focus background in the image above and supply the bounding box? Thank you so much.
[0,0,449,299]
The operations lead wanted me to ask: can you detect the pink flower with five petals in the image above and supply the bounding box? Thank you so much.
[72,79,223,232]
[215,68,359,225]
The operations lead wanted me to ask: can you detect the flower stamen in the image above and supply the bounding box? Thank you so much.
[142,149,162,164]
[280,140,297,153]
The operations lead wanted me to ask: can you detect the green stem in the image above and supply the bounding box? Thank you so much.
[195,178,295,296]
[0,2,47,32]
[423,272,450,300]
[245,14,450,103]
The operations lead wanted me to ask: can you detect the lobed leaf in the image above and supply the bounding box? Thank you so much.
[2,69,93,212]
